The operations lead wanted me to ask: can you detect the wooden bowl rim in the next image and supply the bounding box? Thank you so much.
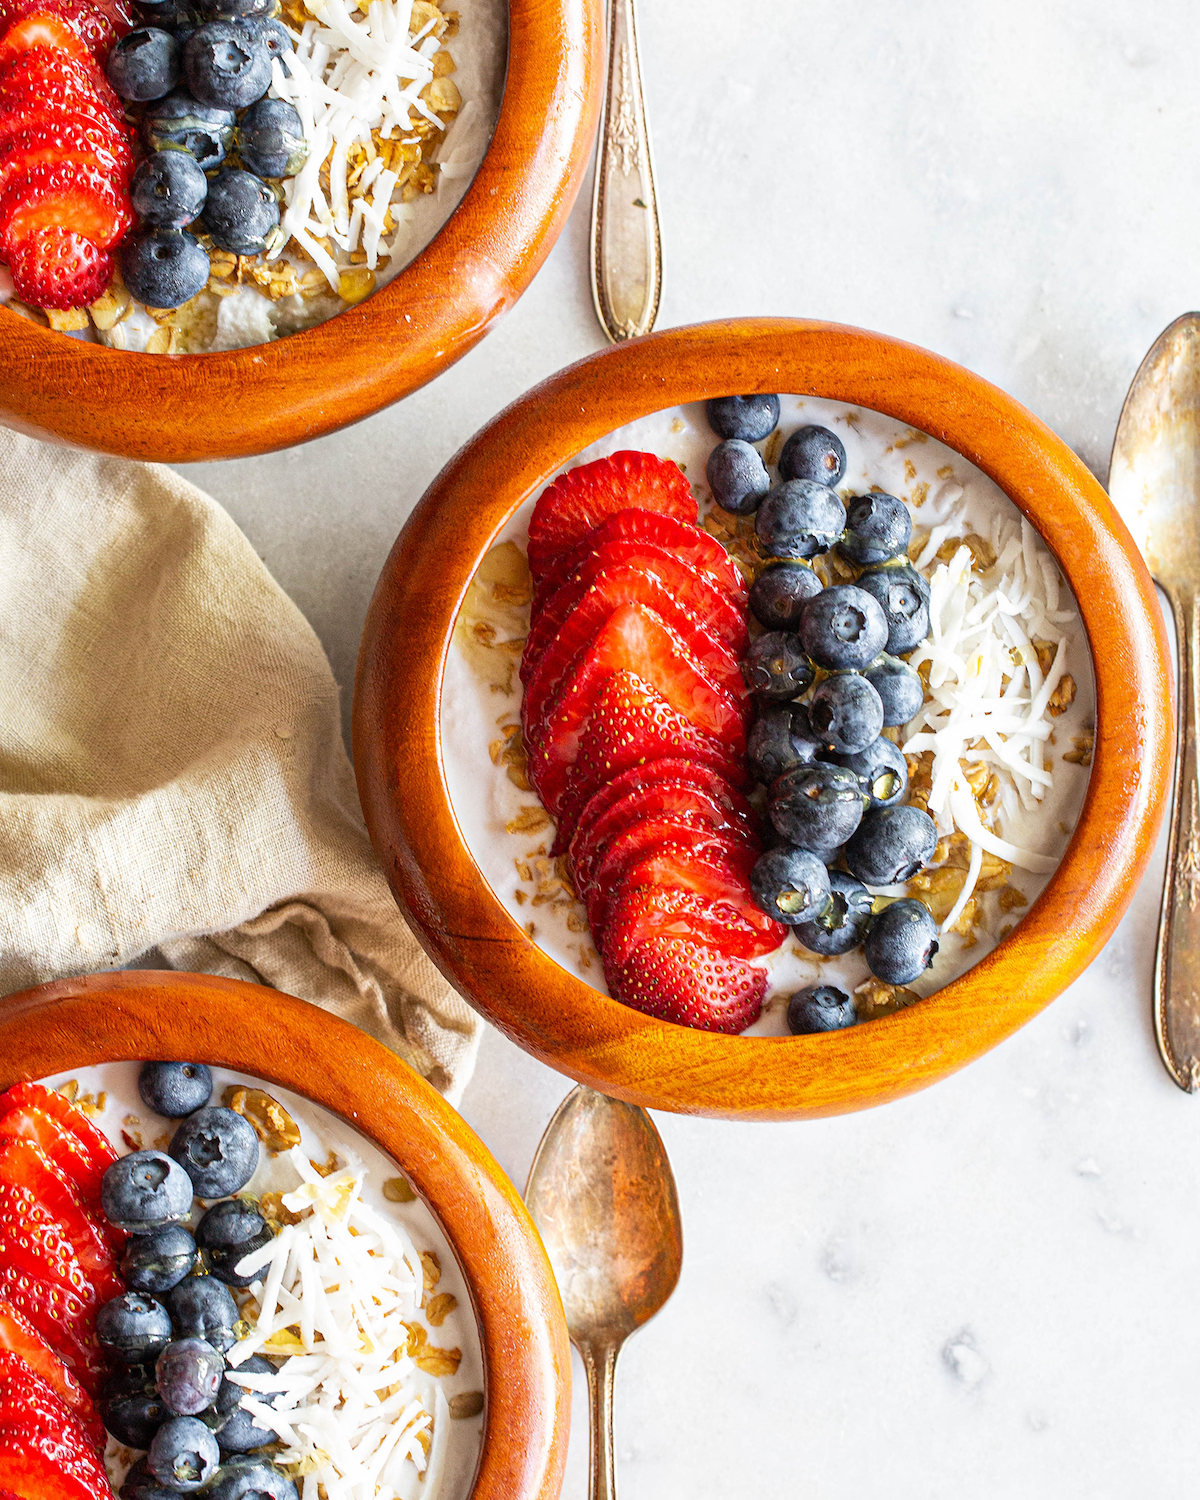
[0,969,570,1500]
[353,316,1174,1121]
[0,0,601,462]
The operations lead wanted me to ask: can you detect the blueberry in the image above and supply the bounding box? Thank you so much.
[705,394,779,442]
[208,1457,298,1500]
[845,804,938,886]
[808,673,885,755]
[704,439,769,516]
[864,898,939,984]
[184,20,271,108]
[235,96,308,178]
[748,560,823,632]
[834,737,908,808]
[106,26,180,100]
[253,16,294,58]
[196,1199,273,1287]
[865,653,924,726]
[170,1107,259,1197]
[201,167,280,254]
[755,479,846,560]
[143,90,235,169]
[120,1457,181,1500]
[786,984,857,1034]
[102,1151,194,1232]
[747,702,821,784]
[131,153,208,229]
[839,493,912,566]
[157,1337,224,1416]
[139,1061,214,1118]
[100,1364,171,1447]
[769,762,865,853]
[97,1292,174,1364]
[799,585,889,672]
[152,0,202,28]
[199,0,274,15]
[149,1415,221,1491]
[855,564,931,656]
[167,1274,239,1352]
[778,425,846,487]
[122,227,210,309]
[749,845,831,924]
[212,1355,278,1454]
[740,631,814,700]
[123,1224,198,1294]
[794,870,874,956]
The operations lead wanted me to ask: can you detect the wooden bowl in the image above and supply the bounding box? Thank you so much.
[0,0,601,463]
[0,969,570,1500]
[354,316,1174,1121]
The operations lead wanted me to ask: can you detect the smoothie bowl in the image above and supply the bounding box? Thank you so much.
[0,970,570,1498]
[354,318,1173,1121]
[0,0,600,460]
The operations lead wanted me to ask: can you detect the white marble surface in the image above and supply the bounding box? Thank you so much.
[175,3,1200,1493]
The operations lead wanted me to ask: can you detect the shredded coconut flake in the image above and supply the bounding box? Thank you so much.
[904,518,1077,925]
[229,1148,450,1500]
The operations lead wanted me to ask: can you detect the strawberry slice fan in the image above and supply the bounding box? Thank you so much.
[520,452,787,1035]
[0,1081,123,1494]
[0,0,134,310]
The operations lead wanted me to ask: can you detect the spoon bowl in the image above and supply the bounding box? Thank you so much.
[1110,312,1200,1090]
[525,1086,682,1498]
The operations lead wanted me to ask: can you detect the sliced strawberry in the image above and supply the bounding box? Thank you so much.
[602,885,770,968]
[526,452,697,578]
[0,10,94,69]
[569,780,757,905]
[612,846,786,957]
[0,1109,105,1209]
[522,573,747,747]
[610,934,765,1033]
[0,39,122,107]
[0,1265,103,1393]
[0,0,125,62]
[0,1187,100,1306]
[528,603,747,813]
[0,102,131,154]
[0,161,131,255]
[0,1352,113,1492]
[0,1301,104,1447]
[0,1084,118,1180]
[0,78,125,136]
[0,121,133,198]
[554,671,749,846]
[584,824,752,930]
[529,541,749,654]
[566,757,758,856]
[8,226,111,308]
[532,508,748,613]
[0,1139,121,1284]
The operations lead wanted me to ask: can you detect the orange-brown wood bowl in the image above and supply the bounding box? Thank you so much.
[0,0,601,463]
[354,316,1174,1122]
[0,969,570,1500]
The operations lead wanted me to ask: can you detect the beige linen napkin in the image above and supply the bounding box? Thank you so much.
[0,428,480,1102]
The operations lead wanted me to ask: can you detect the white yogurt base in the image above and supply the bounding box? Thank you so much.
[439,396,1097,1033]
[50,1063,483,1500]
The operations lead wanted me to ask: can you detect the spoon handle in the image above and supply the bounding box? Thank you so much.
[1156,586,1200,1090]
[581,1343,618,1500]
[589,0,661,342]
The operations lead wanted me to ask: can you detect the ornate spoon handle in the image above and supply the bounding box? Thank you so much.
[589,0,661,342]
[1157,586,1200,1091]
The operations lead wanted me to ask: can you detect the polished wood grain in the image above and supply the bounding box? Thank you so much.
[0,970,571,1500]
[354,317,1175,1121]
[0,0,602,463]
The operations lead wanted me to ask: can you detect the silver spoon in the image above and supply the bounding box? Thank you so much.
[525,1086,682,1499]
[1109,312,1200,1091]
[589,0,662,342]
